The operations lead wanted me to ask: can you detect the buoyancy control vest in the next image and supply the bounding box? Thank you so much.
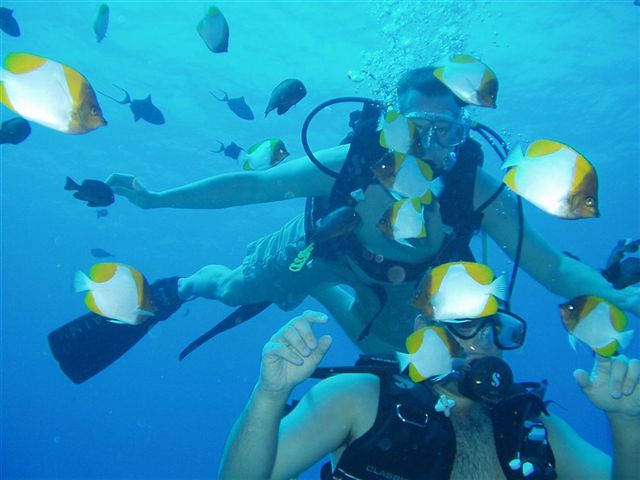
[314,359,556,480]
[304,101,485,284]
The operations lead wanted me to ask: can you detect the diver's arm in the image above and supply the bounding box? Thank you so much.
[218,311,354,480]
[107,144,349,210]
[544,354,640,480]
[542,414,612,480]
[475,169,640,316]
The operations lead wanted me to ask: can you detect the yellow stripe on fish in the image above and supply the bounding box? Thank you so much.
[502,139,599,219]
[412,261,507,320]
[0,52,106,134]
[378,197,427,245]
[559,295,634,357]
[433,54,498,108]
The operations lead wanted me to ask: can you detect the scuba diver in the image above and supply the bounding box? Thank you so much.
[218,310,640,480]
[48,59,640,383]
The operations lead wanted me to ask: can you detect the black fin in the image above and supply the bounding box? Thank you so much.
[48,277,183,384]
[179,302,272,361]
[48,313,159,384]
[64,176,80,191]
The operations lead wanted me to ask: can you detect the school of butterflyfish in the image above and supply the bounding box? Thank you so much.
[0,7,632,363]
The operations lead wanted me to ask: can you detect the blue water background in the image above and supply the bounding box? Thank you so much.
[1,1,639,479]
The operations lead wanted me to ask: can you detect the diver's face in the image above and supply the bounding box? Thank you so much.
[399,89,462,168]
[449,320,501,362]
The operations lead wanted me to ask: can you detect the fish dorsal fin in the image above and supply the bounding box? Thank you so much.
[3,52,48,74]
[526,139,563,158]
[89,262,119,283]
[463,262,494,284]
[143,94,152,103]
[406,327,425,354]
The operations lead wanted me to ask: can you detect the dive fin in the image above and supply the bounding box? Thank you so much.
[48,312,159,384]
[179,301,272,361]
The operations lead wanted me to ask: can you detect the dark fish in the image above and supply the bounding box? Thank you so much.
[210,90,254,120]
[100,85,165,124]
[90,248,115,258]
[211,140,243,160]
[602,238,640,289]
[93,4,109,42]
[197,5,229,53]
[96,209,109,219]
[0,117,31,145]
[0,7,20,37]
[311,207,362,244]
[65,176,114,207]
[265,79,307,117]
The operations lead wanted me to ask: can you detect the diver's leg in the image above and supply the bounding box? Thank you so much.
[177,264,267,306]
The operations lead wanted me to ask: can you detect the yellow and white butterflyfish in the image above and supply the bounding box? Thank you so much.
[560,295,634,357]
[372,152,444,204]
[502,140,599,219]
[74,263,156,325]
[396,326,461,383]
[412,261,507,321]
[433,54,498,108]
[378,111,416,154]
[378,197,427,246]
[0,52,106,134]
[239,138,289,171]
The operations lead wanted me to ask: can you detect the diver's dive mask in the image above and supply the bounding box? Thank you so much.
[405,111,470,149]
[445,310,527,351]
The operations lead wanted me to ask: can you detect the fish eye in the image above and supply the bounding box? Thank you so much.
[585,197,594,207]
[566,304,575,311]
[90,106,100,116]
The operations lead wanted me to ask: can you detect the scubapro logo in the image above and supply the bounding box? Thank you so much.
[365,465,409,480]
[491,372,502,387]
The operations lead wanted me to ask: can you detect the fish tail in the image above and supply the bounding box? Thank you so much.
[430,177,445,198]
[64,176,80,191]
[568,333,577,351]
[396,351,411,372]
[111,84,131,104]
[490,274,508,300]
[616,329,635,350]
[502,144,524,169]
[210,89,228,102]
[211,140,225,153]
[73,270,93,292]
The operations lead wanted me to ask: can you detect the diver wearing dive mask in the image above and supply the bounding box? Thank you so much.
[428,311,527,406]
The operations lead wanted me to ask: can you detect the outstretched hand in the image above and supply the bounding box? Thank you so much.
[105,173,156,209]
[258,311,332,395]
[574,354,640,418]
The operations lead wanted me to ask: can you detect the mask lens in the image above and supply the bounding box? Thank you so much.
[493,312,526,350]
[446,318,488,340]
[410,115,467,149]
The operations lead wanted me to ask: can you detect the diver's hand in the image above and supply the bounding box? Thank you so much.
[574,354,640,418]
[257,311,332,396]
[105,173,158,209]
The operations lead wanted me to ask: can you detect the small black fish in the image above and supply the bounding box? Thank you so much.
[96,209,109,219]
[265,79,307,117]
[0,117,31,145]
[602,238,640,289]
[211,140,243,160]
[100,85,165,124]
[65,176,115,207]
[311,206,362,244]
[93,4,109,43]
[210,90,254,120]
[90,248,115,258]
[0,7,20,37]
